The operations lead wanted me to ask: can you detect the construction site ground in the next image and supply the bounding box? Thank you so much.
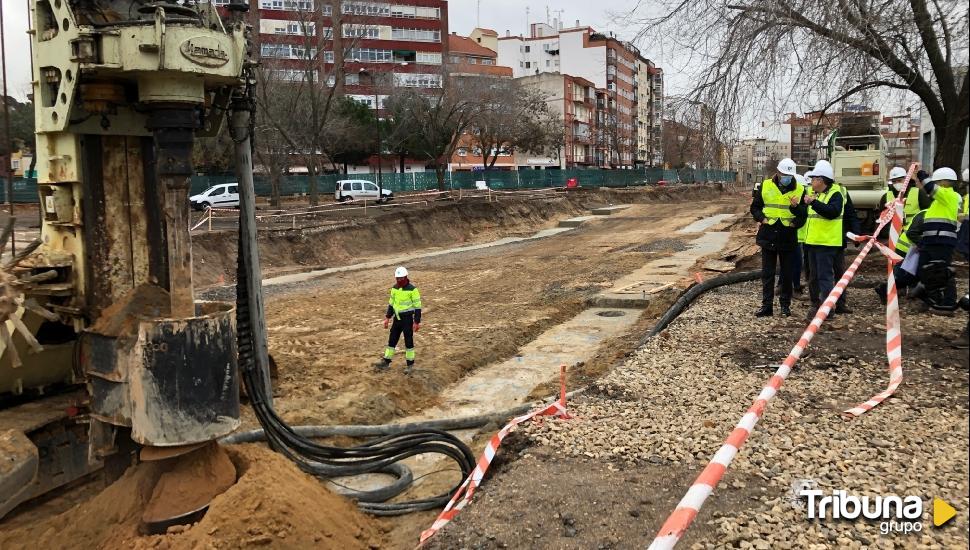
[2,185,967,549]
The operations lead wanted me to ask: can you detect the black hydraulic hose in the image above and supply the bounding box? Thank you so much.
[637,270,762,347]
[234,221,476,515]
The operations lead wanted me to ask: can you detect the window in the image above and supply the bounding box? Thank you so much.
[393,72,442,88]
[345,73,360,85]
[352,182,363,191]
[480,58,494,65]
[414,6,439,18]
[364,183,378,191]
[468,57,477,64]
[261,43,318,60]
[342,1,390,16]
[391,28,441,42]
[524,45,531,52]
[343,25,381,39]
[524,62,531,68]
[345,48,392,62]
[343,182,352,191]
[416,52,442,64]
[259,0,316,11]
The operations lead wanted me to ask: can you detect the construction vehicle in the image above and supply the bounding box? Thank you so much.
[0,0,260,530]
[825,120,890,228]
[1,0,472,532]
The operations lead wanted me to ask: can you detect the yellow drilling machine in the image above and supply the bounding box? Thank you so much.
[0,0,269,531]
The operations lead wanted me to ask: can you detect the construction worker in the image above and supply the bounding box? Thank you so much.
[750,158,807,317]
[874,205,926,304]
[377,266,422,373]
[913,167,961,311]
[881,166,930,219]
[832,179,860,314]
[802,160,845,320]
[792,173,810,296]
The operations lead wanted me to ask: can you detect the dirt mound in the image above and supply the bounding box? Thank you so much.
[0,445,383,550]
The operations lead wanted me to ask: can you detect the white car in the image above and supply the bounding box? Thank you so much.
[190,183,239,210]
[335,179,393,202]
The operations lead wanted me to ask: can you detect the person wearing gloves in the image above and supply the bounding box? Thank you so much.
[376,266,422,373]
[802,160,845,320]
[913,167,961,311]
[750,158,807,317]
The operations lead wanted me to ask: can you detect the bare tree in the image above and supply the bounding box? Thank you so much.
[468,78,563,170]
[628,1,969,168]
[384,74,483,191]
[254,0,367,205]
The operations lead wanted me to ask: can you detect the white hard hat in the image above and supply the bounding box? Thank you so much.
[888,166,907,180]
[927,167,958,183]
[794,174,806,185]
[806,160,834,181]
[394,266,409,278]
[776,158,798,176]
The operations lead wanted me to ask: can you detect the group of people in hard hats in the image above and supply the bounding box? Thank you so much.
[752,158,968,325]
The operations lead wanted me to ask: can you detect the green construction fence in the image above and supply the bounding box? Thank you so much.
[2,168,737,203]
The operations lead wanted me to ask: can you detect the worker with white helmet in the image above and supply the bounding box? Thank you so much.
[883,165,931,220]
[377,266,422,373]
[749,157,807,317]
[912,167,961,311]
[802,159,845,319]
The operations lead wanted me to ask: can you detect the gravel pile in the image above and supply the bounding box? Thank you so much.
[517,278,969,548]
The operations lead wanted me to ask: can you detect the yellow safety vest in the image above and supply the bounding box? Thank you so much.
[759,178,804,227]
[389,286,422,319]
[903,186,921,219]
[805,185,844,247]
[921,186,960,243]
[962,193,968,217]
[896,209,925,255]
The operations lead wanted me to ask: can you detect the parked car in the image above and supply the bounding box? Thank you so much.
[190,183,239,210]
[335,179,393,202]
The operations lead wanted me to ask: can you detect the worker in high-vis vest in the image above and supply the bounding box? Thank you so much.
[376,266,422,373]
[802,160,845,320]
[750,157,807,317]
[913,167,961,311]
[882,166,931,219]
[874,207,926,304]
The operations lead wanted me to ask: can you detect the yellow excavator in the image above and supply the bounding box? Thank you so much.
[0,0,268,531]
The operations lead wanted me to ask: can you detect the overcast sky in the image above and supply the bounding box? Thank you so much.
[0,1,915,141]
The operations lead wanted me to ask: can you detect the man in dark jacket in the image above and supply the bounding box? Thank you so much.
[832,189,861,314]
[750,158,808,317]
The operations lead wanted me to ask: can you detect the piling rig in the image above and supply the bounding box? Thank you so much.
[1,0,472,530]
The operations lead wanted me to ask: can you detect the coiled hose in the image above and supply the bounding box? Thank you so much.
[234,229,476,515]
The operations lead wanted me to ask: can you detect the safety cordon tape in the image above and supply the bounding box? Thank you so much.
[647,163,919,549]
[418,365,572,546]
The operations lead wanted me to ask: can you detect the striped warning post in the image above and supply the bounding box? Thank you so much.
[418,366,572,545]
[843,162,917,417]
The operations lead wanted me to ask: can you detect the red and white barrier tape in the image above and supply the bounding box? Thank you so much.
[649,163,920,548]
[842,162,917,417]
[418,365,572,545]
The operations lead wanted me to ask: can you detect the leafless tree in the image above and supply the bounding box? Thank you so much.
[468,78,563,170]
[383,74,484,191]
[253,0,367,205]
[627,0,969,168]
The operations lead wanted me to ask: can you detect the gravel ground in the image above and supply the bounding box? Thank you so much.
[428,263,969,549]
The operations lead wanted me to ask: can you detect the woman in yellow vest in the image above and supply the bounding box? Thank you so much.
[882,166,931,220]
[377,266,422,374]
[749,158,807,317]
[802,160,845,320]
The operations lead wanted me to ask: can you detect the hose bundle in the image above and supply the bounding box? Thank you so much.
[233,229,476,515]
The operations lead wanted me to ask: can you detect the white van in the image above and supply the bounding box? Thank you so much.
[190,183,240,210]
[335,180,393,202]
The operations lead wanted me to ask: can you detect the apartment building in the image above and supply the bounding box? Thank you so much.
[879,113,920,168]
[232,0,449,108]
[732,138,791,184]
[496,22,661,168]
[785,108,881,168]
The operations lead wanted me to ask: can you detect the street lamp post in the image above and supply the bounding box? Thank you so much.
[359,62,407,202]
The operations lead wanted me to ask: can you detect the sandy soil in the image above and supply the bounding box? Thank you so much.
[258,194,743,428]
